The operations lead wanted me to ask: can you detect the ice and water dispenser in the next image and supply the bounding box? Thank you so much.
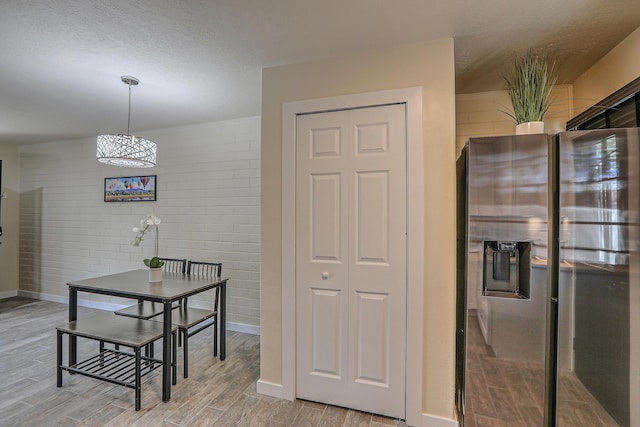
[482,241,531,299]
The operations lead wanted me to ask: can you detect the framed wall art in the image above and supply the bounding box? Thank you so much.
[104,175,156,202]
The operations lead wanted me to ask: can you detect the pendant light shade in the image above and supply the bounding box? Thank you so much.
[97,76,157,168]
[97,134,157,167]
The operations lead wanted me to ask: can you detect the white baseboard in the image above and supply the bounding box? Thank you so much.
[18,289,123,311]
[227,322,260,335]
[17,289,260,335]
[18,289,69,304]
[0,290,19,300]
[421,413,458,427]
[256,379,287,399]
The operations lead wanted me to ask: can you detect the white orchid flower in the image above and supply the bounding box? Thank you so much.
[146,214,161,226]
[130,214,161,253]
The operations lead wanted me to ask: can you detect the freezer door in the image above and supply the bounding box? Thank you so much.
[557,128,640,426]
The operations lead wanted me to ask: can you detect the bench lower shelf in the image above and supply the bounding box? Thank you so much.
[59,348,162,389]
[56,313,178,410]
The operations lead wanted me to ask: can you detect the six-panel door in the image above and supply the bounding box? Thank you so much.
[295,104,407,419]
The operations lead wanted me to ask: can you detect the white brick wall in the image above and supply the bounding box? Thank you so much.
[18,116,261,329]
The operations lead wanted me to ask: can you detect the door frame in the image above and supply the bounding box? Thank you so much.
[280,87,424,425]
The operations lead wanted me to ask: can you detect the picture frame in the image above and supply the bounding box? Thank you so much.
[104,175,156,202]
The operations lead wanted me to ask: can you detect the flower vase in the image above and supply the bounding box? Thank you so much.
[149,267,162,283]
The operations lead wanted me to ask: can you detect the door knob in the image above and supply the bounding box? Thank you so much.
[322,272,329,280]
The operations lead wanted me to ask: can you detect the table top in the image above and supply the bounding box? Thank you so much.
[67,269,227,302]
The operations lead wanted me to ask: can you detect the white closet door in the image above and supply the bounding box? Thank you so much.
[295,104,407,419]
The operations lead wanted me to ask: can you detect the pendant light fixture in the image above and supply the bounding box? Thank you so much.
[97,76,157,168]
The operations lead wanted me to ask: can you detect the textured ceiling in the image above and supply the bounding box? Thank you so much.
[0,0,639,144]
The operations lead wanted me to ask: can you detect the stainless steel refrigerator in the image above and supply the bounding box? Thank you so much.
[456,128,640,426]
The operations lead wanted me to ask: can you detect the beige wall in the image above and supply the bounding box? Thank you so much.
[456,85,573,155]
[456,24,640,152]
[260,39,457,420]
[0,143,20,296]
[573,26,640,116]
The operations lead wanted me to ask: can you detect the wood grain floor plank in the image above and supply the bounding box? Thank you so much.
[344,409,373,427]
[213,393,261,426]
[180,405,225,427]
[268,399,306,425]
[317,403,349,427]
[239,395,283,426]
[290,405,324,426]
[76,403,128,427]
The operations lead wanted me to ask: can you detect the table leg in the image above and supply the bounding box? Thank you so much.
[56,330,63,387]
[162,300,172,402]
[69,288,78,366]
[220,282,226,361]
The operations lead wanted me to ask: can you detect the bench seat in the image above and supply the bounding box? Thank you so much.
[56,312,177,410]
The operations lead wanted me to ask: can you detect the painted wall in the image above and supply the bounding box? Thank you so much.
[456,85,573,156]
[456,25,640,149]
[260,39,457,421]
[18,117,261,329]
[0,144,20,297]
[573,26,640,116]
[455,24,640,156]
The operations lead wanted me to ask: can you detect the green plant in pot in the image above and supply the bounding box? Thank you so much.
[144,256,165,269]
[503,49,559,134]
[145,256,164,282]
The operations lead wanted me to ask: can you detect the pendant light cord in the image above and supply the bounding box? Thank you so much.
[126,81,132,135]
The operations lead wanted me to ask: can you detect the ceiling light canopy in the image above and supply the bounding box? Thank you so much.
[97,76,157,168]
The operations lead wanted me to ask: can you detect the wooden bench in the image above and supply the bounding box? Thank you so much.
[56,312,177,410]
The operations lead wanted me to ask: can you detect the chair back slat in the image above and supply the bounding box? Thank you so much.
[159,258,187,274]
[184,261,222,309]
[187,261,222,278]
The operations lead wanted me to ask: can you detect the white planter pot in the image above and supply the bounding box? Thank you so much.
[515,121,545,135]
[149,267,162,283]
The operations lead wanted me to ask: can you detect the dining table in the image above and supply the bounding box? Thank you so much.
[66,269,228,401]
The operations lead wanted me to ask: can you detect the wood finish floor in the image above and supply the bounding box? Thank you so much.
[0,297,407,427]
[464,314,619,427]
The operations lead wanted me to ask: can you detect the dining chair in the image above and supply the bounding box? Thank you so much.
[112,258,187,357]
[114,258,188,320]
[170,260,222,378]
